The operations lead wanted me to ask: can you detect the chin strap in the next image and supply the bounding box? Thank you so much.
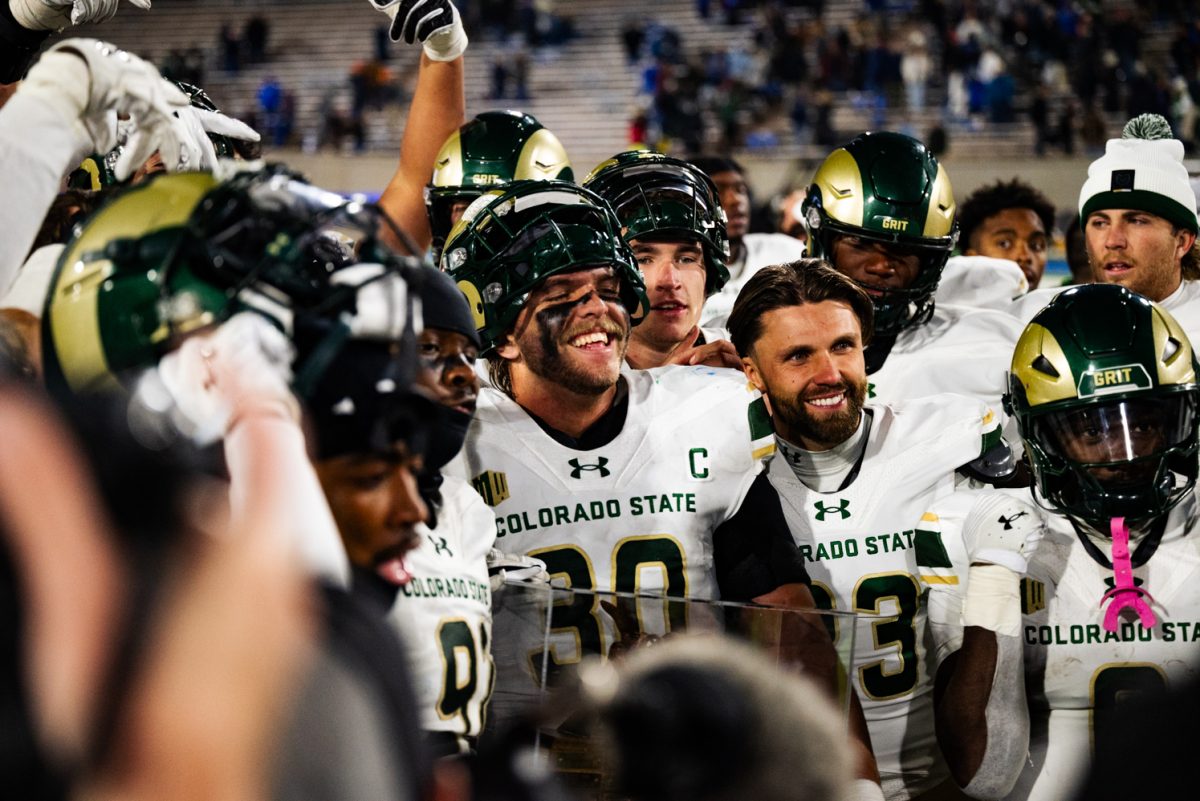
[1100,516,1158,632]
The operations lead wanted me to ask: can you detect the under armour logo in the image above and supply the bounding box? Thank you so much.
[428,535,453,557]
[998,511,1028,530]
[814,499,851,521]
[568,457,610,479]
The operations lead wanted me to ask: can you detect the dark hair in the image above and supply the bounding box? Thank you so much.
[957,178,1056,252]
[727,259,874,357]
[689,155,745,179]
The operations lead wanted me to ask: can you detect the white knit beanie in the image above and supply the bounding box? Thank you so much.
[1078,113,1198,234]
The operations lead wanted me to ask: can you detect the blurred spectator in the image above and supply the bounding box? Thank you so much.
[1080,100,1108,154]
[219,23,240,73]
[257,76,282,126]
[1030,83,1050,155]
[513,49,530,101]
[245,14,269,64]
[622,19,645,65]
[900,23,931,112]
[319,90,366,153]
[575,637,854,801]
[489,57,508,100]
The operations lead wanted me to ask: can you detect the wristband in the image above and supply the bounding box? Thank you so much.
[962,563,1022,637]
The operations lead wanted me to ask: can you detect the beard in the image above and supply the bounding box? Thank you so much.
[520,305,630,396]
[770,376,868,448]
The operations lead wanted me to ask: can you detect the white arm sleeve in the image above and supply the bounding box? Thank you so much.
[224,415,350,587]
[0,90,91,295]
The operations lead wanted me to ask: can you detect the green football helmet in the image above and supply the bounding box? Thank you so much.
[440,180,647,354]
[426,110,573,261]
[802,131,958,335]
[582,150,730,296]
[42,165,417,400]
[1005,284,1200,529]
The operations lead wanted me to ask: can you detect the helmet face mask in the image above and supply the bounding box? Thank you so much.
[583,152,731,296]
[1006,284,1200,530]
[802,132,957,335]
[426,111,573,260]
[442,180,647,354]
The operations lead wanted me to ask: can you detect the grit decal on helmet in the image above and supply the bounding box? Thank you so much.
[440,179,647,354]
[425,110,573,260]
[1005,284,1200,529]
[583,150,731,296]
[802,131,958,335]
[42,165,422,401]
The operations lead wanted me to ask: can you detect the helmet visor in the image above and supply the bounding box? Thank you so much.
[1038,395,1197,483]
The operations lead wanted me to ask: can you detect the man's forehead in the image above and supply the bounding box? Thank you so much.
[1087,208,1168,222]
[536,265,619,289]
[711,171,747,188]
[983,207,1046,230]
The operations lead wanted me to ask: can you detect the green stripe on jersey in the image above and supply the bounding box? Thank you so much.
[980,424,1002,457]
[914,528,952,568]
[748,397,774,441]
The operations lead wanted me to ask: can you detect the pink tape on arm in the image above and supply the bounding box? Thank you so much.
[1100,517,1157,632]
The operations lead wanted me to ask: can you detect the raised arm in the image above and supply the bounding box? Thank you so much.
[368,0,467,252]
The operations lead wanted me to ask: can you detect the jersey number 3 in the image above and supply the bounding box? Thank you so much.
[810,571,921,700]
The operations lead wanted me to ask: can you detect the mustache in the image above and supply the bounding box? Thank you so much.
[561,317,627,343]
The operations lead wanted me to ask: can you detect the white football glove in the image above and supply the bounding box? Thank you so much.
[368,0,468,61]
[21,39,209,180]
[10,0,150,31]
[487,549,550,591]
[149,313,299,446]
[963,493,1044,574]
[123,102,261,178]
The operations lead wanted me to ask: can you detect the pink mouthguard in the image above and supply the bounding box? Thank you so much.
[1099,517,1157,633]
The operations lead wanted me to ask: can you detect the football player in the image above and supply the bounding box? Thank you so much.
[34,163,439,799]
[442,181,881,796]
[386,265,499,757]
[583,150,739,369]
[689,155,808,325]
[956,178,1055,290]
[426,109,572,261]
[801,131,1024,416]
[728,258,1017,800]
[987,284,1200,801]
[1009,114,1200,338]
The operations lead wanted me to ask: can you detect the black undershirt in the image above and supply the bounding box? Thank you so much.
[524,379,631,451]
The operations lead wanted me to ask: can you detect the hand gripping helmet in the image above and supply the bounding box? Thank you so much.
[440,180,647,354]
[426,110,573,261]
[582,150,731,296]
[801,131,958,335]
[1005,284,1200,528]
[67,81,248,191]
[42,165,421,401]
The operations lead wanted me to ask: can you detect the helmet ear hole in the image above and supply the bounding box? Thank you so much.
[1032,354,1060,378]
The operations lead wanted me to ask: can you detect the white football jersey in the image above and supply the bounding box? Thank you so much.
[868,304,1023,416]
[1005,495,1200,801]
[935,255,1029,310]
[448,366,776,677]
[768,394,1000,801]
[450,366,774,600]
[388,477,497,746]
[700,232,808,325]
